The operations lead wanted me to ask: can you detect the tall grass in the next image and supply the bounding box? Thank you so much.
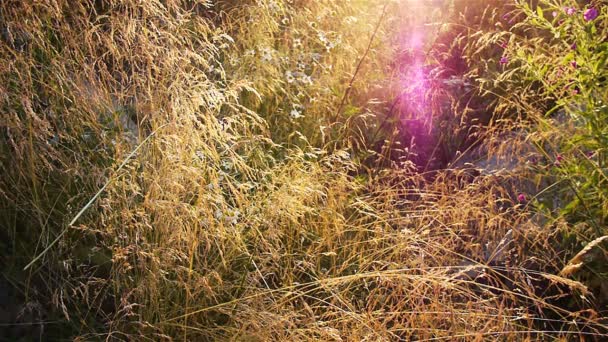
[0,0,606,340]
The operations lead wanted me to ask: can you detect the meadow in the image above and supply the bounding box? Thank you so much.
[0,0,607,340]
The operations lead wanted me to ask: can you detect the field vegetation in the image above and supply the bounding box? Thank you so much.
[1,0,607,340]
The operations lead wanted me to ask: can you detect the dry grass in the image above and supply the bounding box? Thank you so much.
[0,0,606,340]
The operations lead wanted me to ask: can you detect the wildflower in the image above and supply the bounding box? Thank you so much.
[318,32,327,43]
[528,156,538,165]
[261,47,273,62]
[517,193,527,204]
[584,7,599,21]
[586,150,596,158]
[293,38,302,49]
[290,108,303,119]
[552,11,558,18]
[281,17,290,25]
[571,42,577,51]
[555,154,563,166]
[268,0,280,13]
[570,60,577,68]
[221,159,233,170]
[285,71,295,83]
[195,150,206,161]
[300,74,313,85]
[499,56,509,65]
[225,210,240,225]
[564,7,576,16]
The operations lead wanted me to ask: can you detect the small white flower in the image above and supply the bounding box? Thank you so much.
[293,38,302,49]
[317,32,327,43]
[290,109,302,119]
[300,74,312,85]
[268,0,280,12]
[261,47,273,62]
[281,17,290,25]
[221,159,233,170]
[285,71,296,83]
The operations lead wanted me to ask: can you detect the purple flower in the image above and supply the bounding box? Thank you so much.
[499,56,509,65]
[552,11,558,18]
[571,60,577,68]
[529,156,538,165]
[571,42,577,51]
[584,7,599,21]
[517,193,527,204]
[565,7,576,16]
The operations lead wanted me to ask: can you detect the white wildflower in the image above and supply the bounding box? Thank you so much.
[285,71,296,83]
[268,0,280,13]
[318,31,328,43]
[290,109,302,119]
[300,74,312,85]
[195,150,206,161]
[221,159,233,170]
[261,47,273,62]
[290,104,303,119]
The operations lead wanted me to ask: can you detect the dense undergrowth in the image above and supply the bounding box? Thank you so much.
[1,0,607,340]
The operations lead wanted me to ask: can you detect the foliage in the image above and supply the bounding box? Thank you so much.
[0,0,607,340]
